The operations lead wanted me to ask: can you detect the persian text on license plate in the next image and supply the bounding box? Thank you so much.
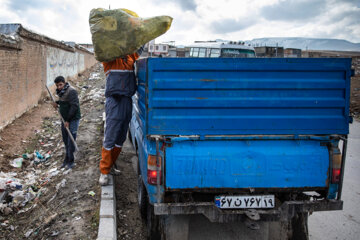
[215,195,275,209]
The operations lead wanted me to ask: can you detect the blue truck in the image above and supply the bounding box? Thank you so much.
[129,57,353,239]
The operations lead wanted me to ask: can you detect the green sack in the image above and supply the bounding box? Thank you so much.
[89,8,173,62]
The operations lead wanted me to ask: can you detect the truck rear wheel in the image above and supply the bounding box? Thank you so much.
[147,203,161,240]
[138,174,147,220]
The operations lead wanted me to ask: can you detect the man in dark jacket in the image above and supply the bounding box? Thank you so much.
[53,76,81,169]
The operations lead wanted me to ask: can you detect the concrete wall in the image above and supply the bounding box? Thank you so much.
[0,24,97,130]
[46,47,85,86]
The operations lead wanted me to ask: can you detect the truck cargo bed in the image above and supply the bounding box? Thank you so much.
[135,58,352,136]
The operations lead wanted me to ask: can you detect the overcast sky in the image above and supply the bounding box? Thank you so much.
[0,0,359,45]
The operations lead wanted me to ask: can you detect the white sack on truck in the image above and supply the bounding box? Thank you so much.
[89,8,173,62]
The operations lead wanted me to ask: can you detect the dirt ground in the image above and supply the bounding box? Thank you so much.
[0,63,106,239]
[114,141,147,240]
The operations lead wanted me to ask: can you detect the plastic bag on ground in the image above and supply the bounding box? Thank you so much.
[89,8,173,62]
[10,158,23,168]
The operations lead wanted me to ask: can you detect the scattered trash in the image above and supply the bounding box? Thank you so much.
[88,191,95,197]
[9,225,15,231]
[75,216,82,221]
[11,190,25,206]
[22,153,34,160]
[89,72,100,81]
[0,191,7,202]
[48,193,57,203]
[10,158,23,168]
[35,151,43,159]
[24,229,34,238]
[56,179,67,191]
[51,231,59,237]
[48,168,60,177]
[6,180,22,190]
[3,207,12,215]
[43,143,54,148]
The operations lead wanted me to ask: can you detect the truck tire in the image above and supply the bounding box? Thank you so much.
[290,213,309,240]
[138,174,147,220]
[147,203,161,240]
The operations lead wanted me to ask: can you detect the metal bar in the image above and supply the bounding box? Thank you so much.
[154,200,343,223]
[156,137,161,204]
[45,85,79,152]
[148,134,338,142]
[338,136,348,200]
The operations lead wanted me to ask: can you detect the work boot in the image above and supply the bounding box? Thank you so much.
[112,146,122,164]
[99,174,109,186]
[100,147,112,174]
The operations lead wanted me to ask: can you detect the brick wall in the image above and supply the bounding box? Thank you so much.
[0,24,97,130]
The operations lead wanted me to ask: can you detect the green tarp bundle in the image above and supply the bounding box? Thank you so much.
[89,8,173,62]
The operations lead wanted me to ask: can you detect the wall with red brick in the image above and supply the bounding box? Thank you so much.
[0,26,97,130]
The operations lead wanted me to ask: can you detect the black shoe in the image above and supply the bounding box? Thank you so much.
[66,162,75,169]
[60,162,67,168]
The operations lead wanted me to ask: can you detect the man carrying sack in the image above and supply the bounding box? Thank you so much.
[99,46,143,185]
[89,8,172,185]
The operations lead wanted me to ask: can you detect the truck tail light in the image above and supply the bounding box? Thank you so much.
[147,155,161,185]
[331,151,341,184]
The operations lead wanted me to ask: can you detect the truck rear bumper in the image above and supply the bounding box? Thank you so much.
[154,200,343,223]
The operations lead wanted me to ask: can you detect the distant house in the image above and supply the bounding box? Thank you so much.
[254,46,284,57]
[176,47,190,57]
[148,43,169,56]
[168,47,177,57]
[284,48,302,58]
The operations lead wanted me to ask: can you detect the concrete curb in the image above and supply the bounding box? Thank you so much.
[97,175,117,240]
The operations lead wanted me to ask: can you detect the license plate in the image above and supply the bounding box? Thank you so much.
[215,195,275,209]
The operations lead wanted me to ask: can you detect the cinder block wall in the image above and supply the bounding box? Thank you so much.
[0,26,97,130]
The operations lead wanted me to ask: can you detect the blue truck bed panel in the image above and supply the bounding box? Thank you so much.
[165,140,329,189]
[135,58,352,136]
